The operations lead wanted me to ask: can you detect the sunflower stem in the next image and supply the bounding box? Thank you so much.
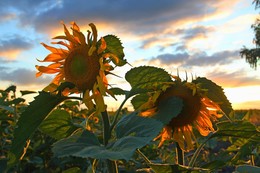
[136,149,152,164]
[101,110,118,173]
[101,111,111,145]
[176,142,185,165]
[188,137,209,168]
[110,97,128,131]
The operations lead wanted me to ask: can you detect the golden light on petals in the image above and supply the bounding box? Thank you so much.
[140,82,223,151]
[35,22,115,116]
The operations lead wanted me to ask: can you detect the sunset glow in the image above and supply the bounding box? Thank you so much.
[0,0,259,110]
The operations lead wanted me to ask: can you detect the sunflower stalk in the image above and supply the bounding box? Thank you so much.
[101,110,118,173]
[188,137,209,168]
[110,97,128,131]
[176,142,185,165]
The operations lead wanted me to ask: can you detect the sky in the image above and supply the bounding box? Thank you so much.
[0,0,259,110]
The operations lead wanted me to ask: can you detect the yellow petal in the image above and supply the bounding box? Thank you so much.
[97,37,106,54]
[39,53,65,62]
[158,126,172,147]
[41,43,68,54]
[35,65,60,74]
[36,71,42,77]
[173,128,185,151]
[182,126,194,151]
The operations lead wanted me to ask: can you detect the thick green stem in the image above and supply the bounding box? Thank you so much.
[101,111,111,145]
[110,97,128,131]
[176,142,184,165]
[101,111,118,173]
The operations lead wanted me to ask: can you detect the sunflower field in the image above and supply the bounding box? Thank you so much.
[0,22,259,173]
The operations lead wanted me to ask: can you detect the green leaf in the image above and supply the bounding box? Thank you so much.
[115,112,163,138]
[109,87,128,96]
[53,112,164,161]
[62,167,82,173]
[152,97,183,125]
[192,77,233,115]
[131,93,150,110]
[149,163,209,173]
[39,109,78,140]
[210,120,260,141]
[125,66,172,91]
[9,91,66,163]
[201,160,226,170]
[5,85,16,93]
[236,165,260,173]
[101,34,127,66]
[20,90,37,96]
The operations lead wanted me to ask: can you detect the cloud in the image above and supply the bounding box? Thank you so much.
[0,67,52,86]
[0,35,34,59]
[0,0,240,35]
[176,26,215,40]
[184,50,239,66]
[150,49,239,67]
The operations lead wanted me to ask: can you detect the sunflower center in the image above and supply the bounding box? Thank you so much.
[158,84,202,128]
[70,54,88,76]
[64,48,100,91]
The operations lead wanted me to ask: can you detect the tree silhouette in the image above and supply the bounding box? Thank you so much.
[240,0,260,69]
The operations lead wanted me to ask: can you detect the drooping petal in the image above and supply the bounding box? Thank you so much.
[182,125,194,151]
[173,128,185,151]
[157,126,172,147]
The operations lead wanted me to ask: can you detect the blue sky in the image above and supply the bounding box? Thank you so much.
[0,0,259,110]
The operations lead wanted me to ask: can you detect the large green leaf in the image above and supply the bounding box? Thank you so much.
[125,66,172,91]
[39,109,78,140]
[192,77,232,115]
[102,34,127,66]
[53,112,164,161]
[149,163,209,173]
[115,112,163,138]
[152,97,183,125]
[210,120,260,141]
[9,91,66,162]
[236,165,260,173]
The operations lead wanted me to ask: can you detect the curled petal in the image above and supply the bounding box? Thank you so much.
[97,37,106,54]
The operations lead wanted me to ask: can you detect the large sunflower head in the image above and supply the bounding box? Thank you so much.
[139,79,223,151]
[36,22,106,92]
[36,22,126,113]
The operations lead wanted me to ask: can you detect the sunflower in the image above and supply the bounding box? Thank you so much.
[36,22,120,113]
[139,78,223,151]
